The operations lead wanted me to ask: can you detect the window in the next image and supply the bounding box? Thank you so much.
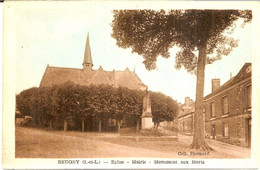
[223,122,229,138]
[222,96,229,114]
[210,102,215,118]
[246,85,252,108]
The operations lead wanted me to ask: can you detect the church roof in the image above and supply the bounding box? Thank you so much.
[40,65,147,91]
[40,34,147,91]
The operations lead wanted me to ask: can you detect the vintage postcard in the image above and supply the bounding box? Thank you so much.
[2,1,260,169]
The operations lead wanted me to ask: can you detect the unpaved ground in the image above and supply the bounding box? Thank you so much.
[178,133,251,158]
[15,126,250,158]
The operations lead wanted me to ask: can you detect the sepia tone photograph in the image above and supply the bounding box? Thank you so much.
[2,1,260,169]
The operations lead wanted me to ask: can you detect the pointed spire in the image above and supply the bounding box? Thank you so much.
[83,33,93,69]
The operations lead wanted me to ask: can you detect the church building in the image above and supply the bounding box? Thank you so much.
[39,33,147,131]
[40,33,147,91]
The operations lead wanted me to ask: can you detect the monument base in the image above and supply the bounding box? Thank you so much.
[141,117,153,129]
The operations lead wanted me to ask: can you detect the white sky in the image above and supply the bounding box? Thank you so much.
[14,2,252,104]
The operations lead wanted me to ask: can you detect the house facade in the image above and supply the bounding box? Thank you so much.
[178,97,195,135]
[204,63,252,147]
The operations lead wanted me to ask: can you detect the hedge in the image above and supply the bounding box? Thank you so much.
[16,82,178,131]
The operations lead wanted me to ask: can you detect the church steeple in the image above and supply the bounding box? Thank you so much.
[83,33,93,69]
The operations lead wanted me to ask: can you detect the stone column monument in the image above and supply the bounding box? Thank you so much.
[141,91,153,129]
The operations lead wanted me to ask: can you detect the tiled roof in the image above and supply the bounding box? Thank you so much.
[40,65,147,91]
[178,100,195,118]
[204,63,251,100]
[40,34,147,91]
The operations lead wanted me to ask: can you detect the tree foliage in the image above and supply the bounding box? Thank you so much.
[111,9,252,149]
[112,10,251,73]
[16,82,178,130]
[16,87,38,117]
[150,92,178,124]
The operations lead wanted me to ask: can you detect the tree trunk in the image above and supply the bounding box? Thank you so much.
[191,43,212,150]
[32,116,36,127]
[98,119,102,132]
[49,119,53,129]
[155,122,159,130]
[64,119,68,131]
[82,119,85,132]
[136,118,140,131]
[154,122,158,130]
[117,120,121,132]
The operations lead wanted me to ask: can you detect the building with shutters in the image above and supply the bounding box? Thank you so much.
[204,63,252,147]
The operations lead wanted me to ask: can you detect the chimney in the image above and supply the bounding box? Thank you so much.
[212,79,220,92]
[185,97,190,107]
[230,72,232,79]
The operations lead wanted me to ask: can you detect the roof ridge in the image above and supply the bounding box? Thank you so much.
[132,71,143,83]
[48,65,82,71]
[39,65,50,87]
[204,63,251,99]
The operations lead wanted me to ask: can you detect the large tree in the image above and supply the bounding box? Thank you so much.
[111,9,252,150]
[150,91,178,129]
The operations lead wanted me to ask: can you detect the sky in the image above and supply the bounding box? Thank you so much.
[13,2,252,104]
